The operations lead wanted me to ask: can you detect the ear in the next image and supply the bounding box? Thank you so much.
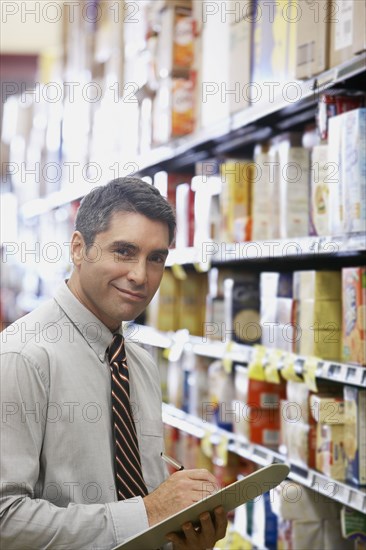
[70,231,86,267]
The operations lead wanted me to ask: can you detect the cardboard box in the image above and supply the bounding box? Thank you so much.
[225,274,260,345]
[249,407,280,448]
[252,142,272,240]
[151,269,178,332]
[316,422,347,480]
[175,182,195,248]
[200,5,230,126]
[296,326,341,361]
[277,143,310,238]
[152,75,195,144]
[329,0,366,68]
[228,17,251,114]
[310,145,331,236]
[341,108,366,234]
[327,114,344,235]
[293,271,341,301]
[296,299,342,332]
[178,272,207,336]
[275,323,296,353]
[220,160,253,243]
[342,267,366,366]
[156,5,194,77]
[295,0,329,79]
[260,272,294,299]
[248,379,287,409]
[252,0,328,84]
[270,481,341,520]
[344,386,366,486]
[310,395,345,424]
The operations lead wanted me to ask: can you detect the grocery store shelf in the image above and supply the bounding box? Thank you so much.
[135,53,366,175]
[162,403,366,514]
[166,234,366,267]
[19,53,366,219]
[131,324,366,388]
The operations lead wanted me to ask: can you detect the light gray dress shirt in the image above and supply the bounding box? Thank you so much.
[1,281,168,549]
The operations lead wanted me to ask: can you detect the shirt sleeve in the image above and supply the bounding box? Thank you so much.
[0,351,149,550]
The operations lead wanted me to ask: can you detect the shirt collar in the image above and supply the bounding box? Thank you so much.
[54,281,119,362]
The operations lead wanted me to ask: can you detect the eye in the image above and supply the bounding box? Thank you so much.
[114,247,135,259]
[149,254,166,265]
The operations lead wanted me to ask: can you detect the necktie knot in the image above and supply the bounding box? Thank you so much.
[107,333,124,364]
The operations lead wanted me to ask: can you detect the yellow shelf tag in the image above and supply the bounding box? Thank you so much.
[248,345,266,380]
[264,349,282,384]
[223,341,234,374]
[201,430,213,459]
[162,347,171,360]
[303,356,319,392]
[194,259,211,273]
[171,263,187,280]
[216,434,229,466]
[281,353,303,383]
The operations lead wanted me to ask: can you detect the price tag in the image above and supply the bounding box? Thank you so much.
[194,258,211,273]
[171,263,187,280]
[162,347,171,360]
[248,345,266,381]
[223,341,234,374]
[281,352,303,383]
[264,349,282,384]
[303,356,319,392]
[201,430,213,459]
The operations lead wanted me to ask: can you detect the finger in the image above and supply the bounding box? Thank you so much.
[191,482,218,497]
[181,521,201,547]
[213,506,228,539]
[199,512,216,546]
[165,531,186,549]
[185,469,219,484]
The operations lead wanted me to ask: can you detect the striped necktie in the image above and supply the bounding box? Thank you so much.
[107,334,148,500]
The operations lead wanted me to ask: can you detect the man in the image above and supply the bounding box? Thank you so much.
[1,178,228,549]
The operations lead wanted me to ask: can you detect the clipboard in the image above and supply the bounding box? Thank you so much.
[113,463,290,550]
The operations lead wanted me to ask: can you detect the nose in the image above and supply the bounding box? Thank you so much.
[126,259,147,286]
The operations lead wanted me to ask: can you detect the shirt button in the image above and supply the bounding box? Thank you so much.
[99,353,104,361]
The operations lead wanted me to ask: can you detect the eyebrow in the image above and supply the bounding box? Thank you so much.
[110,240,169,257]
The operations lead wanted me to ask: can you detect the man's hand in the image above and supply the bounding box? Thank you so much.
[143,469,219,526]
[166,506,228,549]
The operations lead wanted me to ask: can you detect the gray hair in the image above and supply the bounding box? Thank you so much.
[75,177,176,249]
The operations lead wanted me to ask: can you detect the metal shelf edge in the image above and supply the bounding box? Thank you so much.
[162,403,366,514]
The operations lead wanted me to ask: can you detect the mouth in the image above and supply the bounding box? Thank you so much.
[113,286,146,301]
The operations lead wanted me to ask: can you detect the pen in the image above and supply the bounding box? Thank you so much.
[160,452,185,471]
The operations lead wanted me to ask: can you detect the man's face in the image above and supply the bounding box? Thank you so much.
[70,211,170,330]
